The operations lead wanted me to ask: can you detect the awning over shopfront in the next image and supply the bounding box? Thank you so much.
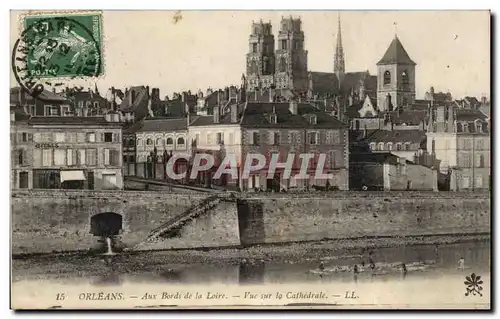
[60,170,86,183]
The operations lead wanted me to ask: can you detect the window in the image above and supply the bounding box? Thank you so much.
[370,142,376,151]
[86,149,97,166]
[66,149,74,166]
[19,172,28,189]
[387,143,393,151]
[252,132,260,145]
[308,132,318,145]
[104,149,111,165]
[404,143,411,151]
[476,154,485,168]
[77,133,86,143]
[269,114,277,124]
[228,133,234,145]
[17,150,24,165]
[462,123,469,133]
[52,133,64,143]
[279,57,287,72]
[290,131,300,144]
[54,149,65,166]
[329,151,336,169]
[476,139,484,150]
[308,115,317,125]
[462,176,470,189]
[86,132,96,142]
[273,132,280,145]
[177,137,185,146]
[396,143,402,151]
[463,139,471,149]
[252,43,257,53]
[156,138,163,146]
[281,39,287,50]
[44,105,58,116]
[104,132,113,142]
[128,139,135,147]
[475,176,483,188]
[93,101,99,108]
[78,149,86,165]
[250,61,257,74]
[377,142,384,151]
[21,132,28,142]
[475,121,482,133]
[216,132,223,145]
[42,149,52,166]
[67,132,77,143]
[146,138,153,146]
[402,70,409,85]
[123,155,128,163]
[166,137,173,145]
[194,133,200,145]
[78,101,84,108]
[61,106,70,116]
[383,70,391,85]
[128,155,135,163]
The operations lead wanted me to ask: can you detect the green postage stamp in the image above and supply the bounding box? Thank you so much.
[12,11,103,96]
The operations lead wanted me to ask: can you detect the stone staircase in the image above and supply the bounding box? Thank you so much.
[145,194,226,242]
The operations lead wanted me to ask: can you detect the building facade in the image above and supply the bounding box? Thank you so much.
[427,104,490,190]
[11,116,123,190]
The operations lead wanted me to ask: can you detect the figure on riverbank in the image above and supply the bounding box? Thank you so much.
[458,257,465,271]
[401,263,407,279]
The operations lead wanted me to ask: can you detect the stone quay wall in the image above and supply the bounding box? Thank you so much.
[11,190,490,255]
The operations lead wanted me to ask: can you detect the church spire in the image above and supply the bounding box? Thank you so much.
[334,13,345,83]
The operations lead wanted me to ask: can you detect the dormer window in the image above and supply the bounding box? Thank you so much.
[308,114,317,125]
[475,120,482,133]
[269,114,277,124]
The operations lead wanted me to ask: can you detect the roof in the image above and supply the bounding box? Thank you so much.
[365,129,426,144]
[135,117,188,133]
[10,106,30,121]
[239,102,348,129]
[308,72,339,95]
[350,152,401,164]
[381,110,427,126]
[377,36,416,66]
[455,108,488,122]
[28,116,122,127]
[10,87,68,104]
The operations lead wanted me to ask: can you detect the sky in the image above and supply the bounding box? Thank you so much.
[10,10,491,100]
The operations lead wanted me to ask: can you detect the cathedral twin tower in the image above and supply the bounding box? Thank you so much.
[245,16,309,93]
[245,15,418,113]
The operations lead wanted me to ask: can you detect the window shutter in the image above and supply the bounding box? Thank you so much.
[72,149,77,166]
[13,150,19,165]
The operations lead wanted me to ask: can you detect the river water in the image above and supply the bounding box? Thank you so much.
[11,240,491,309]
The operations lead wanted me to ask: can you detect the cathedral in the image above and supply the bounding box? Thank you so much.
[244,14,417,114]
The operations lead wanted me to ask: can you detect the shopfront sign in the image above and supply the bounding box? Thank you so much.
[35,143,59,148]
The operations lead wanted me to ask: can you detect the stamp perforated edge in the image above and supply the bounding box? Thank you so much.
[13,10,106,81]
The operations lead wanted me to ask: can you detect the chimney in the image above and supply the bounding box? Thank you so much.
[129,89,135,105]
[427,103,434,133]
[230,104,238,123]
[289,99,298,115]
[213,105,220,124]
[447,104,455,132]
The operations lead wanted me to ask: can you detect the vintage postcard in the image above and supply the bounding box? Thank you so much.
[10,10,491,310]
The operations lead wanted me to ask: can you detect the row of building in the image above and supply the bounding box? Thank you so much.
[10,16,491,192]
